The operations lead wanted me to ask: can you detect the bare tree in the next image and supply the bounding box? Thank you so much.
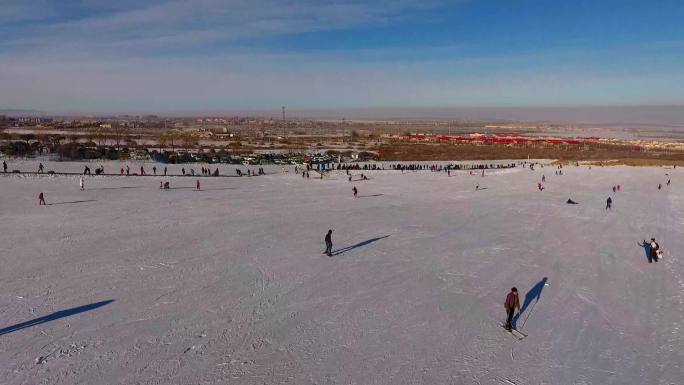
[112,123,129,151]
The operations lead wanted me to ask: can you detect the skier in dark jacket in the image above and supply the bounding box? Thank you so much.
[38,192,46,205]
[353,186,358,198]
[606,197,612,210]
[505,287,520,330]
[324,229,333,256]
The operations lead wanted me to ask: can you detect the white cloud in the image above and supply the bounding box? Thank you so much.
[2,0,443,54]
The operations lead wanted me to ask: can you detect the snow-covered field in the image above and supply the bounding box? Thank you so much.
[1,161,683,385]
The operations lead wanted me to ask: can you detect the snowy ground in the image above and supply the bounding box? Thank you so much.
[1,161,683,385]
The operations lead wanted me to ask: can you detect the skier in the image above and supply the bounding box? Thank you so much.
[475,182,480,191]
[667,179,671,186]
[38,163,44,173]
[612,186,616,193]
[324,229,333,257]
[617,184,620,192]
[196,180,200,191]
[504,287,521,331]
[353,186,358,198]
[658,183,662,190]
[182,168,186,175]
[159,181,163,189]
[38,192,46,206]
[642,238,658,263]
[2,160,6,173]
[650,238,662,261]
[120,167,124,176]
[606,197,612,210]
[126,165,130,176]
[153,166,157,175]
[541,175,545,182]
[164,167,167,176]
[349,175,352,182]
[537,182,543,191]
[566,198,578,204]
[79,177,84,191]
[140,166,145,176]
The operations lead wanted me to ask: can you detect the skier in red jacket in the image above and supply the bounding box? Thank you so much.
[504,287,521,330]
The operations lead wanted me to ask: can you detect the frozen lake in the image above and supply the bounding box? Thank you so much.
[0,161,682,384]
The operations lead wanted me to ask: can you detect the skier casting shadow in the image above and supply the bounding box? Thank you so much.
[513,277,548,329]
[331,235,390,257]
[639,239,660,263]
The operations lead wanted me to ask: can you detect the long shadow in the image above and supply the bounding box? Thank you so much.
[202,187,236,191]
[358,194,384,198]
[513,277,548,328]
[0,300,114,336]
[639,241,653,263]
[331,235,390,256]
[48,200,97,205]
[168,187,194,190]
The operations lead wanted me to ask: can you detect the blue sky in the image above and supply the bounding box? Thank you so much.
[1,0,684,114]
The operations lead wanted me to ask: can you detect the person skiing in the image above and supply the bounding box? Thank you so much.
[617,184,620,192]
[159,181,163,189]
[38,192,46,205]
[658,183,662,190]
[79,177,84,191]
[541,175,545,182]
[353,186,358,198]
[566,198,578,204]
[324,229,333,257]
[537,182,543,191]
[504,287,521,331]
[140,166,145,175]
[126,165,130,176]
[164,167,167,176]
[196,180,200,191]
[3,160,7,173]
[667,179,671,186]
[38,163,44,173]
[153,166,157,175]
[650,238,661,261]
[606,197,612,210]
[612,186,616,193]
[475,182,480,191]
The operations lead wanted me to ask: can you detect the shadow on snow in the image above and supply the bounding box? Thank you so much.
[331,235,391,256]
[513,277,548,328]
[0,300,114,336]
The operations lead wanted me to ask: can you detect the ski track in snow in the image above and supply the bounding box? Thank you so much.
[0,160,683,384]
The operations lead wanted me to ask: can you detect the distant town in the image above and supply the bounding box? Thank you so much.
[2,113,684,165]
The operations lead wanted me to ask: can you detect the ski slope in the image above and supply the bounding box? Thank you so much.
[0,162,683,384]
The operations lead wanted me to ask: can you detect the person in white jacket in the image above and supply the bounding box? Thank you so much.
[79,177,84,191]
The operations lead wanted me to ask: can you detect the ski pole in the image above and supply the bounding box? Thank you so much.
[520,299,539,330]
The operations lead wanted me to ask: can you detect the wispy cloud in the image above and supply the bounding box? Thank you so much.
[2,0,443,54]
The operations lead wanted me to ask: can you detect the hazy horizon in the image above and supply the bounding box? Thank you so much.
[6,105,684,128]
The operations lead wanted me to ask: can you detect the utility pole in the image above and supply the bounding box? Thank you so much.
[282,106,286,139]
